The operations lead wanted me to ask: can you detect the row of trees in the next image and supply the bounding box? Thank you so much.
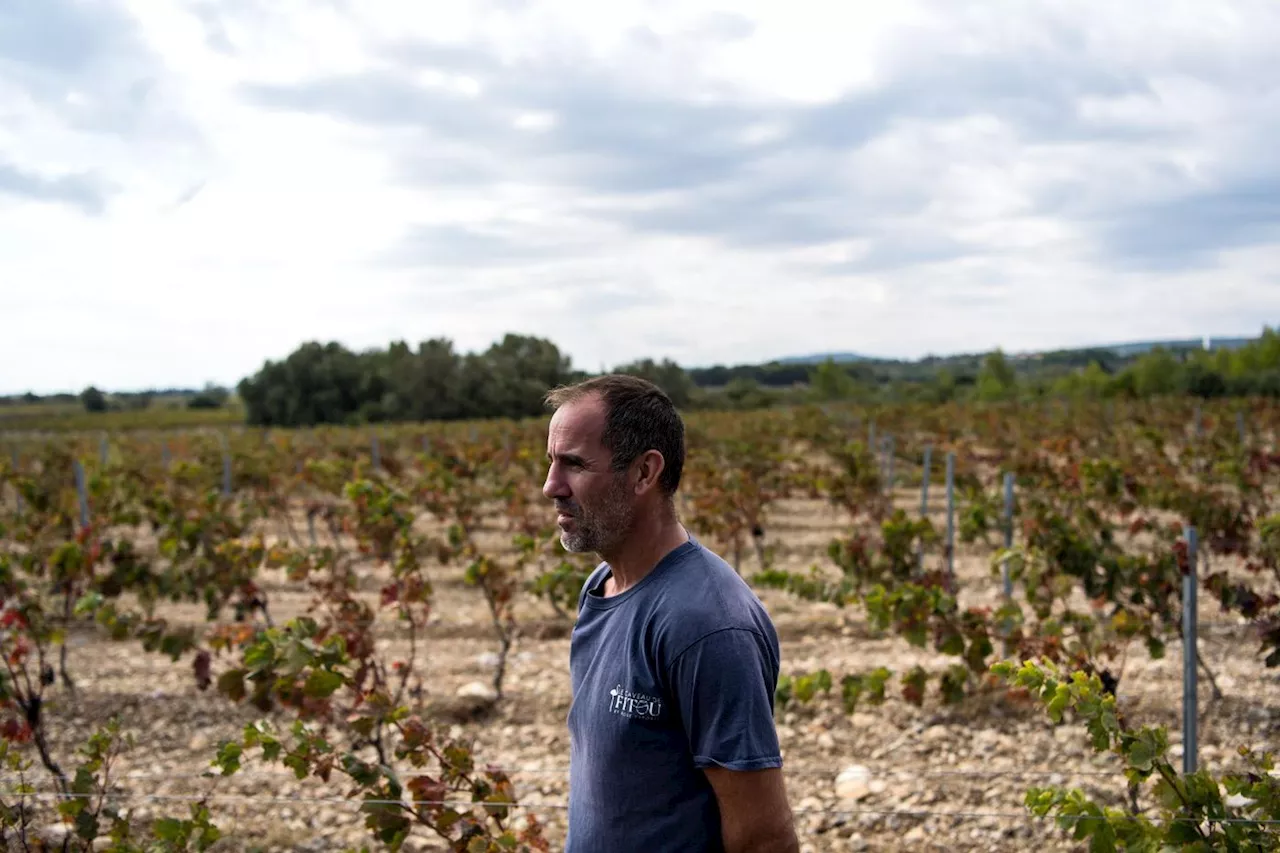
[235,334,697,426]
[77,384,231,413]
[236,336,571,426]
[27,327,1279,427]
[234,329,1280,427]
[1049,336,1280,399]
[806,329,1280,404]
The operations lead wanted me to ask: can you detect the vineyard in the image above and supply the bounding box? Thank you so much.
[2,397,1280,852]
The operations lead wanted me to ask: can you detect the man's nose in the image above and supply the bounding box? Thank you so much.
[543,466,568,500]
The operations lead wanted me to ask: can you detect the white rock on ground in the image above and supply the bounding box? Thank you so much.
[456,680,498,700]
[835,765,873,801]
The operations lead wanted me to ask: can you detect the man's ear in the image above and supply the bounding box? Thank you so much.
[632,450,666,495]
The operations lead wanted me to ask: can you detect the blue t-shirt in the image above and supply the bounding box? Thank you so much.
[565,534,783,852]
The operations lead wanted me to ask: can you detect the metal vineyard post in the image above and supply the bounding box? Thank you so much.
[1183,524,1199,775]
[74,459,89,531]
[918,445,932,574]
[945,452,955,584]
[1002,472,1015,600]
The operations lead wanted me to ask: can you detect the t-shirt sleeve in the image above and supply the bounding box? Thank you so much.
[667,627,783,771]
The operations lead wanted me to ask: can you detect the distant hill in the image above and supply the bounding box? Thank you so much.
[772,335,1259,367]
[771,352,881,365]
[1095,336,1255,358]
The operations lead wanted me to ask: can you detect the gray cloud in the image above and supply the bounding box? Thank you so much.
[19,1,1277,284]
[243,63,782,197]
[0,0,154,129]
[0,0,124,75]
[254,4,1280,278]
[1097,177,1280,271]
[0,161,112,215]
[0,0,211,215]
[188,3,238,56]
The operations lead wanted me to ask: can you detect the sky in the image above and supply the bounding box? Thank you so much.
[2,0,1279,394]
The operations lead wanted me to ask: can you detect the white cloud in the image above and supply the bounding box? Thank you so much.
[1,0,1278,394]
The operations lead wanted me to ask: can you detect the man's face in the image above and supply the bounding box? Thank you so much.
[543,395,635,555]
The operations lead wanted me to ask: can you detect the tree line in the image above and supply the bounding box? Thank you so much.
[230,328,1279,427]
[234,334,697,426]
[10,328,1278,428]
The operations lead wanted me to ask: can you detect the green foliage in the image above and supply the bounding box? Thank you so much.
[749,566,857,606]
[1101,329,1280,400]
[236,334,583,427]
[774,669,833,709]
[24,328,1280,435]
[80,386,107,413]
[612,358,695,407]
[825,439,888,521]
[840,668,892,713]
[808,359,866,401]
[957,483,1001,544]
[775,667,893,715]
[0,718,223,852]
[864,582,995,680]
[216,617,350,714]
[215,718,550,852]
[522,533,593,620]
[186,384,229,410]
[923,367,958,404]
[720,377,781,410]
[994,658,1280,851]
[1052,362,1114,400]
[1130,348,1184,397]
[976,350,1018,401]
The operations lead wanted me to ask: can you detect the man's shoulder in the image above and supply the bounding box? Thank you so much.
[652,539,778,659]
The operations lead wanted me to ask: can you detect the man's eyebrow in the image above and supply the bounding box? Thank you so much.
[548,451,588,466]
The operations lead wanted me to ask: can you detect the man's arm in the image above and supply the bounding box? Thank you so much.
[667,626,797,850]
[704,766,800,853]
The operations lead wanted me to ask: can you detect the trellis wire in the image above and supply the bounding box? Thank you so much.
[0,790,1275,827]
[0,765,1137,784]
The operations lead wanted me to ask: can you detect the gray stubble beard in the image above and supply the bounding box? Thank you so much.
[560,472,634,556]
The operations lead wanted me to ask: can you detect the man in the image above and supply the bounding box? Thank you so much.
[542,374,799,853]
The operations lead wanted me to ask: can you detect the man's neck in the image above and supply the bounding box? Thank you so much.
[601,507,689,596]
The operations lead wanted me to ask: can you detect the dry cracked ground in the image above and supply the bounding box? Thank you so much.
[14,489,1280,852]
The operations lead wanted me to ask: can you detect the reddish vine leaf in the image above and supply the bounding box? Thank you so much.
[193,649,212,691]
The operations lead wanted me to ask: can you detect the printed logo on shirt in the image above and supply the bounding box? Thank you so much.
[608,685,662,720]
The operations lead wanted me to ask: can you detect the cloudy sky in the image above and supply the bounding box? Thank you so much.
[2,0,1278,394]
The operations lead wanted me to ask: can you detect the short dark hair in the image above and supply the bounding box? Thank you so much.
[544,374,685,495]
